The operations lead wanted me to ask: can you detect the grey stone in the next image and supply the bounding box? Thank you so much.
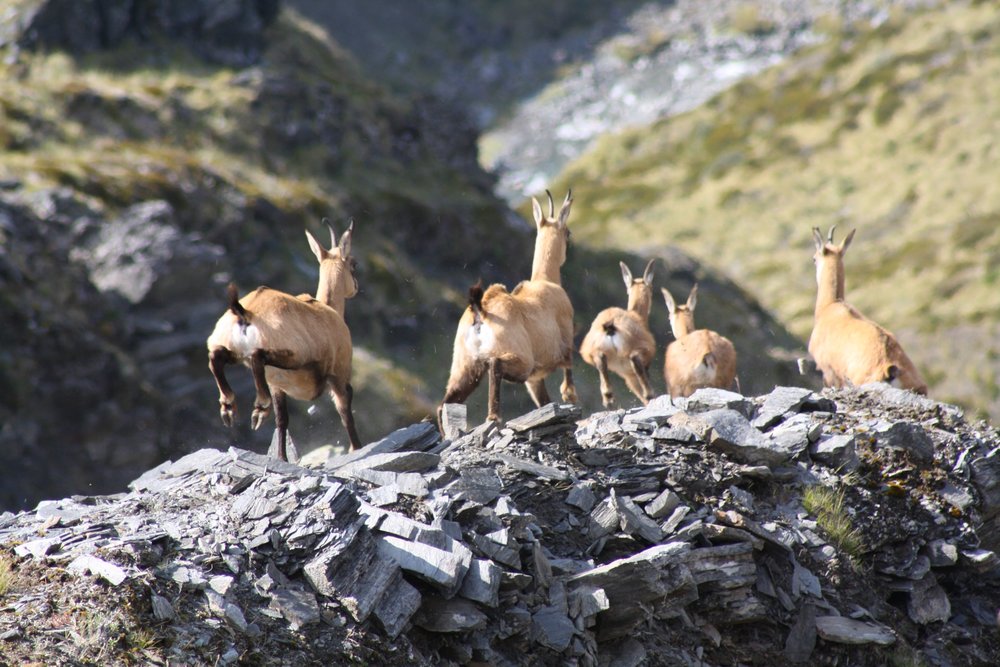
[304,530,401,622]
[443,467,503,504]
[753,386,816,430]
[459,558,502,607]
[269,587,321,629]
[14,537,61,559]
[810,434,858,470]
[497,453,570,481]
[326,422,440,471]
[151,593,175,621]
[532,604,575,651]
[224,603,248,632]
[873,421,935,464]
[441,403,468,441]
[693,409,796,466]
[589,495,621,540]
[613,493,663,543]
[337,451,440,475]
[815,616,895,646]
[762,414,817,462]
[506,403,581,432]
[961,549,1000,572]
[645,488,681,519]
[622,403,683,430]
[414,597,488,633]
[907,574,951,625]
[67,555,127,586]
[660,506,690,535]
[783,603,817,663]
[566,484,597,513]
[377,535,469,595]
[373,576,421,638]
[926,540,958,567]
[686,388,754,418]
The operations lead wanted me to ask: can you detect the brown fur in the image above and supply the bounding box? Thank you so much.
[808,226,927,394]
[440,189,577,424]
[661,283,738,398]
[580,259,657,406]
[206,223,362,458]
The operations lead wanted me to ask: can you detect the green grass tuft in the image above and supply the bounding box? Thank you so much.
[802,485,864,560]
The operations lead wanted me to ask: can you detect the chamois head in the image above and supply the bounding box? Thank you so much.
[661,283,698,339]
[812,225,855,304]
[620,258,656,320]
[306,220,358,309]
[530,189,573,282]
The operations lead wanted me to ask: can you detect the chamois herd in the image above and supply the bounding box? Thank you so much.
[206,190,928,460]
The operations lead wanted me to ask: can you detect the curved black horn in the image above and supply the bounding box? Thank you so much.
[827,225,837,243]
[546,190,555,218]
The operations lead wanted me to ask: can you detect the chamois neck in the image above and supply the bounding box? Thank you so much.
[530,227,564,283]
[670,312,695,339]
[815,255,845,314]
[627,286,652,321]
[316,260,351,313]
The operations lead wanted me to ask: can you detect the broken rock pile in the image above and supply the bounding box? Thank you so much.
[2,385,1000,665]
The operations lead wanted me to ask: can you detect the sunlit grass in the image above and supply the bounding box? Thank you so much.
[803,486,864,562]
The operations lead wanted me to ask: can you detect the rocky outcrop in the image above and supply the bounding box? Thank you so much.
[2,385,999,665]
[3,0,280,66]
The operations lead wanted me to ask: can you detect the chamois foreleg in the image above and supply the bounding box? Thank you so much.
[487,358,503,423]
[437,361,487,434]
[627,354,654,404]
[595,354,615,408]
[209,347,238,427]
[330,378,363,451]
[560,367,577,404]
[273,389,290,461]
[525,377,551,408]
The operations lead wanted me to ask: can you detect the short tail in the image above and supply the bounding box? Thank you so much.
[603,321,617,336]
[226,283,248,322]
[469,280,484,324]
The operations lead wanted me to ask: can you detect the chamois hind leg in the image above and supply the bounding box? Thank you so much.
[249,350,274,430]
[627,354,654,405]
[209,347,237,427]
[273,389,290,461]
[329,377,363,451]
[595,354,615,408]
[487,358,504,423]
[525,377,551,409]
[560,367,578,404]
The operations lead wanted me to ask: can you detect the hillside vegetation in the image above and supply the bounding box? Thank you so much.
[548,1,1000,419]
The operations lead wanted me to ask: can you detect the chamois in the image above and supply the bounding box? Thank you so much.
[808,226,927,394]
[661,283,738,398]
[580,259,657,407]
[206,223,362,460]
[440,189,577,425]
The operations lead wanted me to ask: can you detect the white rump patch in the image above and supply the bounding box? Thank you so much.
[600,332,624,355]
[230,321,261,358]
[463,321,496,358]
[690,357,716,384]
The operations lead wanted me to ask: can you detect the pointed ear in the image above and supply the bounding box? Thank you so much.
[557,188,573,228]
[305,229,327,263]
[687,283,699,311]
[661,287,677,312]
[619,262,633,289]
[840,228,856,254]
[812,227,825,253]
[339,219,354,257]
[642,258,656,286]
[531,197,544,227]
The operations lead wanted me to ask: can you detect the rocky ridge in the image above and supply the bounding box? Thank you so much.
[2,384,999,665]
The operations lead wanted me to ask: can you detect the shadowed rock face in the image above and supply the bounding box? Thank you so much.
[6,0,281,66]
